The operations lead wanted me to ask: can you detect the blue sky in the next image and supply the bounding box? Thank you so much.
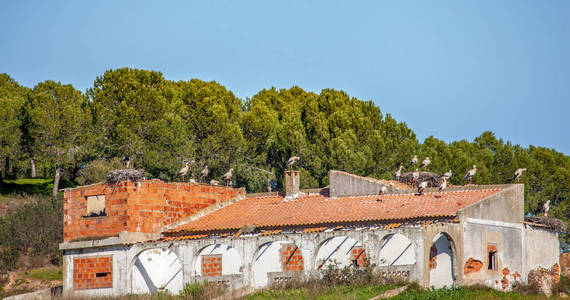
[1,1,569,154]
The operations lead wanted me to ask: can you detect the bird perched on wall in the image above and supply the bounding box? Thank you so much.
[210,179,220,186]
[418,181,428,195]
[439,179,447,192]
[380,185,388,194]
[200,165,209,182]
[223,168,233,186]
[393,165,404,181]
[513,168,527,183]
[286,156,300,169]
[464,165,477,184]
[440,170,453,180]
[189,178,196,184]
[411,155,418,166]
[122,156,131,169]
[267,179,272,192]
[177,162,189,181]
[420,157,431,169]
[543,200,551,217]
[412,169,419,184]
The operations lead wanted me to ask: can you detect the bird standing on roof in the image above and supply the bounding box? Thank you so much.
[412,169,419,184]
[420,157,431,169]
[286,156,300,169]
[380,185,388,194]
[440,170,453,180]
[200,165,209,182]
[543,200,551,217]
[210,179,220,185]
[513,168,527,183]
[122,156,131,169]
[177,162,189,181]
[393,165,404,181]
[223,168,234,186]
[418,181,428,195]
[464,165,477,184]
[411,155,418,166]
[439,179,447,192]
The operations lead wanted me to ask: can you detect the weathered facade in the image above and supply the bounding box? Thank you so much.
[60,170,560,297]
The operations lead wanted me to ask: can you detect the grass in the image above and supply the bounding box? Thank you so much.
[246,284,397,300]
[0,178,54,196]
[19,267,63,281]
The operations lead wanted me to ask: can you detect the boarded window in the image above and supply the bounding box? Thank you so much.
[86,195,106,217]
[73,256,113,289]
[201,254,222,277]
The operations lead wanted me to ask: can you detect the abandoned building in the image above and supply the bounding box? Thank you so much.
[59,170,561,297]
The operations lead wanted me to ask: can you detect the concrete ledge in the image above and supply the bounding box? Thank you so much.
[59,231,160,250]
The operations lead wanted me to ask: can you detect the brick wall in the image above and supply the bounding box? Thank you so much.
[73,256,113,289]
[201,254,222,276]
[280,244,304,272]
[351,246,368,268]
[63,180,244,242]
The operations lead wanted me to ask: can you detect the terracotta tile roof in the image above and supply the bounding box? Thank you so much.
[167,188,503,234]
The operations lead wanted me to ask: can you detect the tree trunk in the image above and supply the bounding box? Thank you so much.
[52,160,61,202]
[31,157,36,178]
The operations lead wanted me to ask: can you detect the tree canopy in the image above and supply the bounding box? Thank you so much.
[0,68,567,250]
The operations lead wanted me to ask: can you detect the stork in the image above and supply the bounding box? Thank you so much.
[200,165,209,182]
[412,169,419,184]
[464,165,477,184]
[411,155,418,166]
[440,170,452,180]
[177,162,189,181]
[439,178,447,192]
[223,168,234,186]
[122,156,131,169]
[380,185,388,195]
[543,200,551,217]
[286,156,300,169]
[513,168,527,183]
[210,179,220,186]
[267,179,272,192]
[393,165,404,181]
[418,181,428,195]
[420,157,431,169]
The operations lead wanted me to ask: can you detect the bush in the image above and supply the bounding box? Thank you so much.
[75,158,123,185]
[180,281,227,300]
[0,195,62,271]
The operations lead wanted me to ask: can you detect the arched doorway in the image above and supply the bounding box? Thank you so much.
[131,248,183,294]
[315,236,368,270]
[253,241,304,288]
[193,244,242,277]
[378,233,416,266]
[429,233,455,288]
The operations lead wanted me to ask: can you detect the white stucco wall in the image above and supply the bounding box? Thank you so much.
[253,241,297,288]
[132,248,183,294]
[378,233,416,266]
[429,233,454,288]
[315,236,361,269]
[524,225,559,275]
[193,244,242,276]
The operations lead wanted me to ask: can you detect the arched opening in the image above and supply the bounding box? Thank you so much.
[193,244,242,277]
[378,233,416,266]
[253,241,304,288]
[131,247,183,294]
[429,232,455,288]
[315,236,368,270]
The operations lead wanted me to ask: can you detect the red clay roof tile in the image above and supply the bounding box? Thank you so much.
[168,188,502,233]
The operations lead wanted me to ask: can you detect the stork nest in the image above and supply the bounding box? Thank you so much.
[525,216,565,231]
[399,172,443,187]
[106,169,145,184]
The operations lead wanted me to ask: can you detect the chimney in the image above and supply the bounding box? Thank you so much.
[285,170,300,196]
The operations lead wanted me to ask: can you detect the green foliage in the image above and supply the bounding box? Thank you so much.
[20,267,62,281]
[180,281,226,300]
[0,195,62,271]
[0,178,53,196]
[75,158,123,185]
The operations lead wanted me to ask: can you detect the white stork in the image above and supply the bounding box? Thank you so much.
[223,168,234,186]
[439,178,447,192]
[412,169,420,184]
[464,165,477,184]
[440,170,452,180]
[177,162,189,181]
[286,156,300,169]
[380,185,388,195]
[210,179,220,186]
[420,157,431,169]
[267,179,272,192]
[393,165,404,181]
[411,155,418,166]
[543,200,551,217]
[418,181,428,195]
[200,165,209,182]
[513,168,527,183]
